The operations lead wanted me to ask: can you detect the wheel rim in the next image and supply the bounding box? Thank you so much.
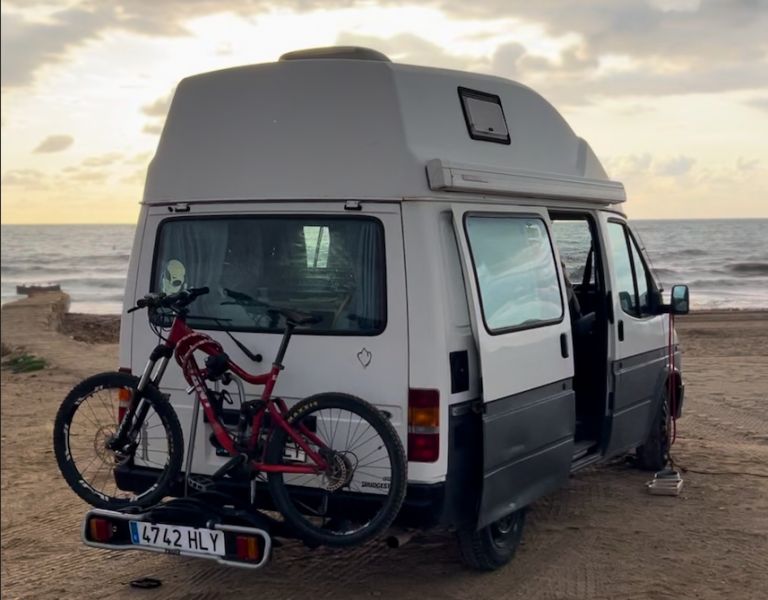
[65,386,172,504]
[490,513,521,549]
[276,405,397,538]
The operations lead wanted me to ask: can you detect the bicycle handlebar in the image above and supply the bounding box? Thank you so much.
[128,287,209,314]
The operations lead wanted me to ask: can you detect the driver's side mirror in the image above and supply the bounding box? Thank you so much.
[670,284,690,315]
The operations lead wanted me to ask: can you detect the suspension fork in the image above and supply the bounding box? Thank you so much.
[112,345,173,445]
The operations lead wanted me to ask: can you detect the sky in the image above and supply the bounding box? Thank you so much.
[1,0,767,224]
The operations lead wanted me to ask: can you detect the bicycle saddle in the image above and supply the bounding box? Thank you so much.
[268,307,321,326]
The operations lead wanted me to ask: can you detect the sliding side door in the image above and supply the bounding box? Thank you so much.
[453,206,575,528]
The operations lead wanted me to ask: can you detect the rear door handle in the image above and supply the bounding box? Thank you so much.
[618,320,624,341]
[560,333,569,358]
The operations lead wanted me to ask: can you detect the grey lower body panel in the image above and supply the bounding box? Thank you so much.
[607,347,668,455]
[479,379,575,529]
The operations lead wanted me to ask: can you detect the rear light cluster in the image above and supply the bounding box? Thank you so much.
[407,388,439,462]
[235,535,262,562]
[89,517,115,543]
[117,367,132,423]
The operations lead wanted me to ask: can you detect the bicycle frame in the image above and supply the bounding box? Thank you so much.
[123,311,330,477]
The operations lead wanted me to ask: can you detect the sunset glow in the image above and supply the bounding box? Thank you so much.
[2,1,766,223]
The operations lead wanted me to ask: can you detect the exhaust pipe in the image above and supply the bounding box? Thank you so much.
[385,530,415,549]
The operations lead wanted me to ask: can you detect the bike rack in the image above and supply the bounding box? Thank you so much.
[82,496,273,569]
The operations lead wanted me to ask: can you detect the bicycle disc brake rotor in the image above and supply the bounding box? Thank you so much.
[94,426,118,463]
[324,452,353,492]
[94,427,134,466]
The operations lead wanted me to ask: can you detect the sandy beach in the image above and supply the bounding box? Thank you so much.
[1,293,766,600]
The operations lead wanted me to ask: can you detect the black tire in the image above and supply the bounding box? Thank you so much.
[53,372,184,509]
[266,393,407,547]
[635,389,670,471]
[457,509,526,571]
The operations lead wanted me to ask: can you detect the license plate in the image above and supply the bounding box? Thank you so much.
[283,444,306,462]
[129,521,225,556]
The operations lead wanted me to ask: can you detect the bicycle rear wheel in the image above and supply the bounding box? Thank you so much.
[53,372,183,509]
[266,393,407,547]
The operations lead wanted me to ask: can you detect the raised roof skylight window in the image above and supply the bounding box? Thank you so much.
[459,87,510,145]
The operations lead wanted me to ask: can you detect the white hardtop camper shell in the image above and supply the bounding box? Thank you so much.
[120,47,687,570]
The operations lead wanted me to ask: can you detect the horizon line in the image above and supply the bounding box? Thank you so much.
[3,216,768,226]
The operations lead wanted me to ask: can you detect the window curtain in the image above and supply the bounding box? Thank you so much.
[352,221,382,330]
[158,220,229,314]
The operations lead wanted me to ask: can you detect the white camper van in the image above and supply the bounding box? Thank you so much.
[114,47,689,569]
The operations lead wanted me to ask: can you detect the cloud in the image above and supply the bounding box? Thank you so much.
[82,152,123,167]
[0,1,360,88]
[121,167,148,185]
[442,1,768,65]
[335,31,479,71]
[68,169,108,182]
[1,168,48,188]
[0,6,114,88]
[142,123,164,135]
[736,157,760,171]
[490,43,526,79]
[653,155,696,177]
[124,152,152,165]
[141,94,173,117]
[33,134,74,153]
[746,97,768,113]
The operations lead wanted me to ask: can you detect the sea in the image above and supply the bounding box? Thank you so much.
[1,220,767,314]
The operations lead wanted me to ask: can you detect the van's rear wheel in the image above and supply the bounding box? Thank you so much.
[456,509,526,571]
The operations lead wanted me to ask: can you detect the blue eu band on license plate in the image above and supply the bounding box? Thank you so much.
[129,520,226,556]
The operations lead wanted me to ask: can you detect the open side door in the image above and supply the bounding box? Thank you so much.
[601,216,668,457]
[452,206,576,529]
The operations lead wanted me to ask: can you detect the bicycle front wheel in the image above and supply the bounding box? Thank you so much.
[53,372,184,509]
[266,393,407,547]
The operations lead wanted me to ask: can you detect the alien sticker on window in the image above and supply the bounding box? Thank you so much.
[162,259,187,294]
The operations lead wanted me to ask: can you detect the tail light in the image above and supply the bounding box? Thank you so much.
[117,367,132,422]
[88,517,114,542]
[408,388,439,462]
[235,535,262,562]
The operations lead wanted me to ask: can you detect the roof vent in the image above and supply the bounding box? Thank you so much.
[279,46,391,62]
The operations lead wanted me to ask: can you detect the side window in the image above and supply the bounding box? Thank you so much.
[551,219,595,286]
[628,236,651,314]
[607,221,652,318]
[465,215,563,332]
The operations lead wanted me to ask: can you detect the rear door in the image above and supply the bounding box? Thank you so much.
[452,205,575,528]
[130,201,408,476]
[601,215,667,455]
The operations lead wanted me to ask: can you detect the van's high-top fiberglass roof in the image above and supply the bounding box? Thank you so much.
[144,47,625,206]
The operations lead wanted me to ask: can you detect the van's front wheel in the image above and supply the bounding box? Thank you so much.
[456,509,526,571]
[635,389,670,471]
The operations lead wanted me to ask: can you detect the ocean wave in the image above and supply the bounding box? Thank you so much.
[725,262,768,276]
[650,267,678,278]
[688,278,767,288]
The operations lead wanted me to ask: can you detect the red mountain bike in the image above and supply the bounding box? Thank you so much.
[53,287,407,547]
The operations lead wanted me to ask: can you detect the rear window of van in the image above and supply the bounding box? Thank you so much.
[151,216,386,335]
